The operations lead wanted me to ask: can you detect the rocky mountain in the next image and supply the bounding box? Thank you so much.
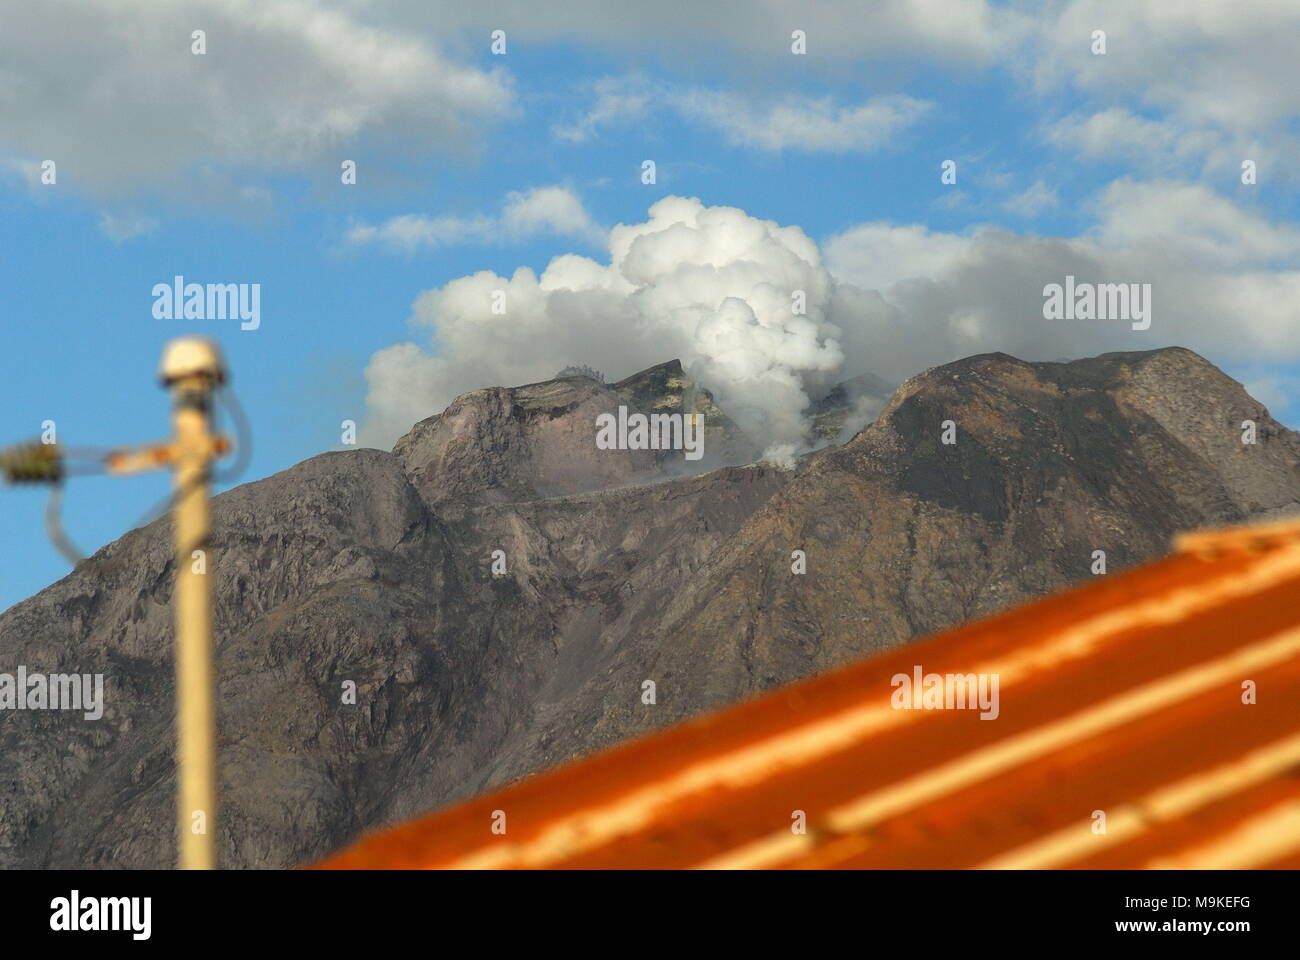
[1,346,1297,868]
[809,370,897,444]
[392,359,757,507]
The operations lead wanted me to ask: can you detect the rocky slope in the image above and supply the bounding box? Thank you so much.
[392,359,756,506]
[1,346,1296,868]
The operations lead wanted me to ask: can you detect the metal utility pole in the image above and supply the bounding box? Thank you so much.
[2,336,233,870]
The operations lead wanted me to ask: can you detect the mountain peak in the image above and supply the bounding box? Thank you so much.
[842,345,1300,528]
[391,358,756,508]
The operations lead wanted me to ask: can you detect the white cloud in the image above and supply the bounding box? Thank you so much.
[822,223,975,291]
[501,186,605,246]
[372,0,1015,65]
[1045,109,1201,162]
[554,77,933,153]
[1002,179,1058,218]
[1031,0,1300,131]
[1041,109,1267,180]
[348,185,602,252]
[1028,2,1300,179]
[551,77,652,143]
[0,0,513,198]
[1086,179,1300,267]
[363,196,847,452]
[347,214,497,251]
[362,184,1300,453]
[825,179,1300,377]
[97,212,159,243]
[673,92,933,153]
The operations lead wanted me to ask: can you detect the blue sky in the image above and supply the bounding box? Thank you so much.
[2,0,1299,611]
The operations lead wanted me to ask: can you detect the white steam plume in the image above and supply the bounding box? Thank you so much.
[364,196,848,456]
[364,186,1300,450]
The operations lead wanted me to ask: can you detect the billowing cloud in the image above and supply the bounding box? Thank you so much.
[825,179,1300,377]
[365,184,1300,451]
[364,196,847,454]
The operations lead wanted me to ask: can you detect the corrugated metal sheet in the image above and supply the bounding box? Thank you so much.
[316,517,1300,869]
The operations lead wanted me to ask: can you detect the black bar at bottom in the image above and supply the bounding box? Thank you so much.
[0,868,1283,947]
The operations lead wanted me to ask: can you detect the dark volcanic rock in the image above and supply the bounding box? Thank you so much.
[564,348,1300,746]
[809,370,896,444]
[1,347,1296,868]
[392,359,756,508]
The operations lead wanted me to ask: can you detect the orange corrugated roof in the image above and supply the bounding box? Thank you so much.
[315,517,1300,869]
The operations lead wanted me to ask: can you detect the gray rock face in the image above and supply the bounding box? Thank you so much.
[809,370,897,444]
[1,346,1296,868]
[584,348,1300,743]
[392,359,756,507]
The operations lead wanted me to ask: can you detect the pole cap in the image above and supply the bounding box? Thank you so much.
[160,337,227,388]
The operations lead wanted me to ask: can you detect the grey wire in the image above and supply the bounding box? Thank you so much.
[42,387,246,573]
[212,386,251,486]
[47,471,217,574]
[44,480,86,566]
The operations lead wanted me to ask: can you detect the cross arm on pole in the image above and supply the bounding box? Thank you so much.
[103,435,230,476]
